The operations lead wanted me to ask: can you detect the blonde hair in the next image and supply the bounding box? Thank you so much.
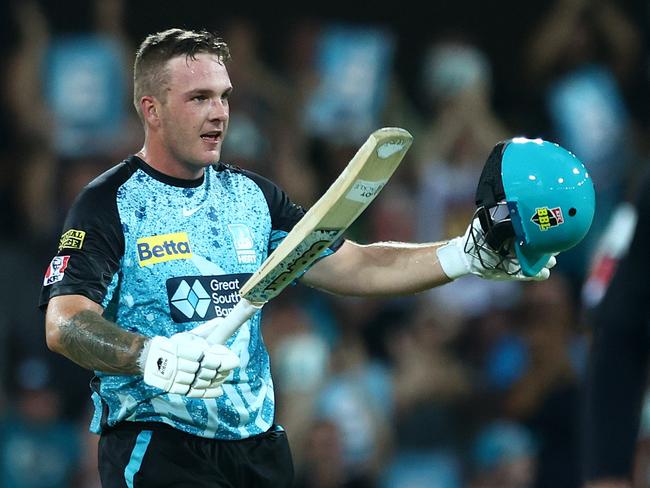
[133,28,230,121]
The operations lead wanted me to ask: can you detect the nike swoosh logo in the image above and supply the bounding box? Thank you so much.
[182,206,203,217]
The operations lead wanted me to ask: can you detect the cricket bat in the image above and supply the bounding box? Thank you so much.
[192,127,413,344]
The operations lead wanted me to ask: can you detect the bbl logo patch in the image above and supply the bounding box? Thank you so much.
[58,229,85,251]
[531,207,564,231]
[137,232,192,267]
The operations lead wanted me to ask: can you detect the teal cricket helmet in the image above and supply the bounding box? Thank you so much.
[474,137,596,276]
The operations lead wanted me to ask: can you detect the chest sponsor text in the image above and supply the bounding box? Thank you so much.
[137,232,192,267]
[166,273,253,322]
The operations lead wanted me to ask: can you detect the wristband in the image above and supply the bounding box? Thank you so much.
[436,237,470,280]
[138,338,152,374]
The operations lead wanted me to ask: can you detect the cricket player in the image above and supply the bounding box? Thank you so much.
[40,28,562,487]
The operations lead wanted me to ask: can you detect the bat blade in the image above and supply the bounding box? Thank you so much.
[193,127,413,344]
[242,127,413,303]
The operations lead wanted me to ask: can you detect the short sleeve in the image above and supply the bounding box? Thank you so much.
[39,163,130,308]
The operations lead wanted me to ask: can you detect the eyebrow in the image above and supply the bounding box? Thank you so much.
[185,87,233,97]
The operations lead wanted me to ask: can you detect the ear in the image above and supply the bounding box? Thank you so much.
[140,96,161,127]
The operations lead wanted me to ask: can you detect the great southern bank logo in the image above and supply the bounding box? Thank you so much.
[137,232,192,267]
[166,273,252,323]
[169,279,211,319]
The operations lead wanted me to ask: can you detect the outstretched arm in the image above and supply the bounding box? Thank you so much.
[302,215,554,296]
[301,240,451,296]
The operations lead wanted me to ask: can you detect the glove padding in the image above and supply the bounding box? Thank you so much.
[190,317,227,346]
[436,216,556,281]
[186,343,240,398]
[141,332,239,398]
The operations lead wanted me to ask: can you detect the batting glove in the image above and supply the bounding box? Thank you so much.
[140,332,239,398]
[186,344,240,398]
[436,216,556,281]
[190,299,261,346]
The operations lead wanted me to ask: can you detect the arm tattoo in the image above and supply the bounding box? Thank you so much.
[58,310,146,375]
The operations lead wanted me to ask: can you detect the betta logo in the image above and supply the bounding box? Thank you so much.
[137,232,192,267]
[531,207,564,231]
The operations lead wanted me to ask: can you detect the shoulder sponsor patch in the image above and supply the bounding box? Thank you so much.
[166,274,252,322]
[531,207,564,231]
[43,256,70,286]
[58,229,86,251]
[136,232,192,267]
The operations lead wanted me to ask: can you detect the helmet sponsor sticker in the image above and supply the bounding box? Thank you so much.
[43,256,70,286]
[531,207,564,231]
[166,273,252,322]
[58,229,86,251]
[137,232,192,267]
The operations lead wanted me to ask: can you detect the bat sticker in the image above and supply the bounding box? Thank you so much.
[346,179,387,203]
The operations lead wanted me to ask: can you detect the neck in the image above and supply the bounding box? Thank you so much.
[137,141,205,181]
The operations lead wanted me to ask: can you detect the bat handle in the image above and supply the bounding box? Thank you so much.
[191,298,264,345]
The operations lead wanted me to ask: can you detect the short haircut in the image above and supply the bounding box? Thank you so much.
[133,28,230,121]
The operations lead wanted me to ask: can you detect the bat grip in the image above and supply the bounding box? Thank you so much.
[192,298,263,345]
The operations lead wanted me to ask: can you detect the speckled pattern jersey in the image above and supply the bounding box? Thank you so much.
[40,156,338,440]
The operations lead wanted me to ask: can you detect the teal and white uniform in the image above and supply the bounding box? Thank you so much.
[40,156,338,440]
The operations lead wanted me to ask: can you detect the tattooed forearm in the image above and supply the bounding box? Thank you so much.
[58,310,146,375]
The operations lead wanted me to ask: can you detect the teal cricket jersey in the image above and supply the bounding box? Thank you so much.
[40,156,338,439]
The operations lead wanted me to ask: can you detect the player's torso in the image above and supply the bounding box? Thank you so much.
[97,164,276,439]
[105,165,268,333]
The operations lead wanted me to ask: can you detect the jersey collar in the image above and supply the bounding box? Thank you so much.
[130,156,207,188]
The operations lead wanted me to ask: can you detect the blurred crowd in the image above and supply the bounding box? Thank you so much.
[0,0,649,486]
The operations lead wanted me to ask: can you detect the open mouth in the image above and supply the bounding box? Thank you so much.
[201,130,221,144]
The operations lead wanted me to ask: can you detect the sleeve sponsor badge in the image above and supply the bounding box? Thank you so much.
[43,256,70,286]
[58,229,86,251]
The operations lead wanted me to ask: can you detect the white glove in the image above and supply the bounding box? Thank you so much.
[190,299,261,346]
[140,332,239,398]
[436,216,556,281]
[186,343,240,398]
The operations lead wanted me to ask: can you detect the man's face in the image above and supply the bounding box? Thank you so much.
[157,53,232,172]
